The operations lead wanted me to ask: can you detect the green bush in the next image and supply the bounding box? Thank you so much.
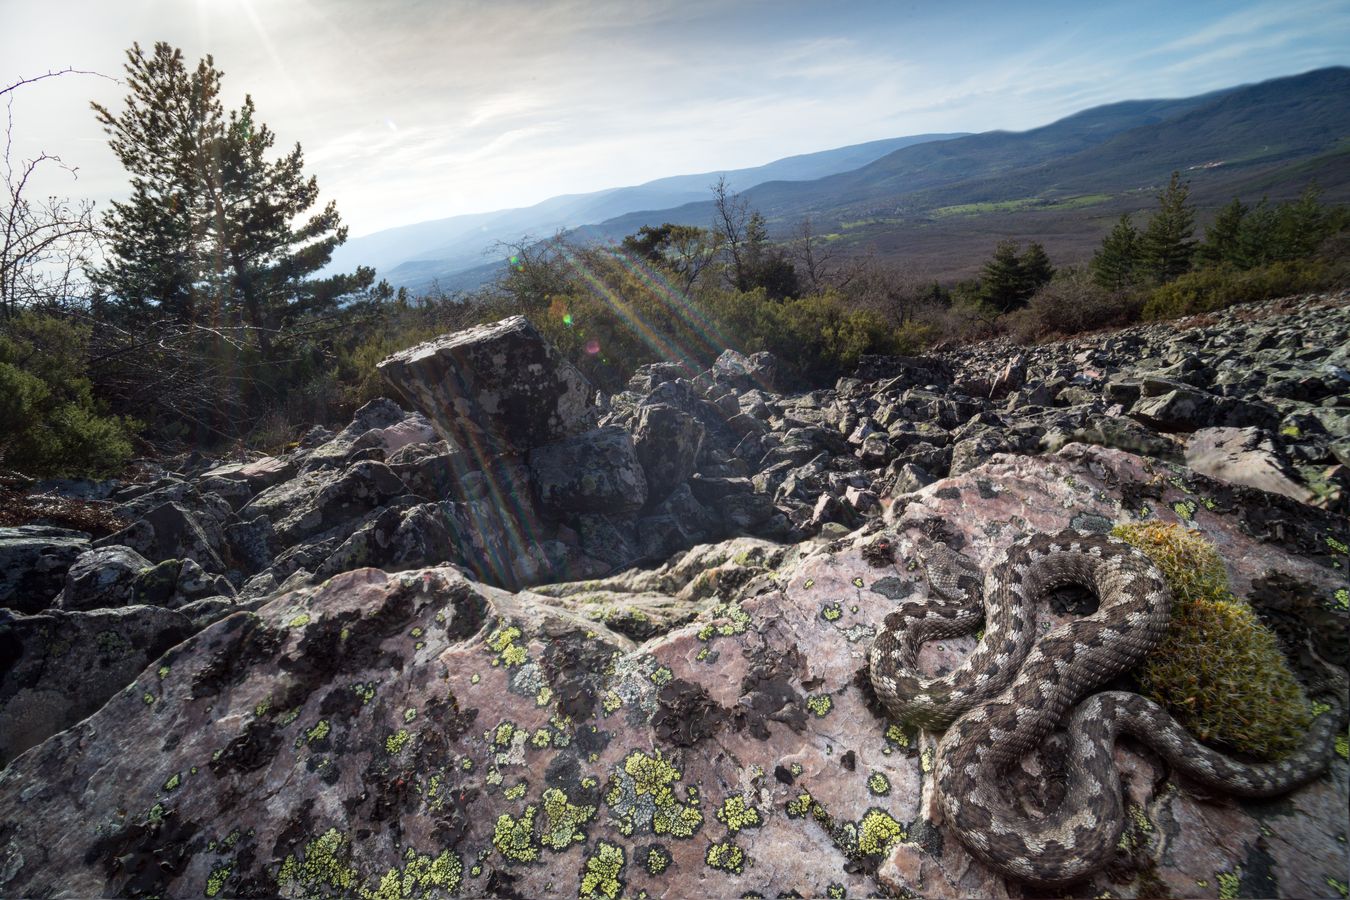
[0,313,137,476]
[1112,521,1312,760]
[1141,259,1331,320]
[1005,267,1144,342]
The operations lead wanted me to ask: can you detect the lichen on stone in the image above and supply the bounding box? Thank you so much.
[705,840,746,874]
[493,805,541,863]
[579,841,626,900]
[856,808,905,856]
[714,795,763,834]
[605,748,703,838]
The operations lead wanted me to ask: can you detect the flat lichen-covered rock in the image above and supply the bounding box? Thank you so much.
[0,444,1344,899]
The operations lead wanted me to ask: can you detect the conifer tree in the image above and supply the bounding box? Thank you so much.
[91,42,371,353]
[1019,242,1055,294]
[1197,198,1247,267]
[1138,171,1195,284]
[1091,213,1140,290]
[979,240,1027,312]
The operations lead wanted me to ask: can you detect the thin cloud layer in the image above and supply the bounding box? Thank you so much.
[3,0,1347,236]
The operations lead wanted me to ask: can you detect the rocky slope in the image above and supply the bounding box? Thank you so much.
[0,294,1347,898]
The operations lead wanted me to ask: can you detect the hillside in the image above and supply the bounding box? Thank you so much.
[325,132,966,289]
[579,67,1350,282]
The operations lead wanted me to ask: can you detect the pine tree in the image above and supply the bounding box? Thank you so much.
[1020,242,1055,294]
[91,42,371,352]
[979,240,1027,312]
[1090,214,1140,291]
[1138,171,1195,284]
[1197,198,1247,267]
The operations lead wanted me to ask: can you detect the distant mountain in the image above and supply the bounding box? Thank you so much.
[325,133,967,291]
[580,67,1350,280]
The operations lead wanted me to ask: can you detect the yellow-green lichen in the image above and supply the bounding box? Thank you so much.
[806,695,833,718]
[1336,735,1348,760]
[884,724,910,749]
[306,720,331,744]
[650,666,674,687]
[1217,868,1241,900]
[715,795,762,834]
[504,783,527,801]
[385,730,410,755]
[204,863,232,897]
[579,841,626,900]
[1113,521,1314,759]
[277,828,358,893]
[539,787,597,851]
[403,707,418,723]
[920,747,934,773]
[493,806,540,863]
[287,612,311,628]
[162,772,181,792]
[157,665,170,679]
[353,682,376,704]
[827,884,845,900]
[867,772,890,796]
[486,624,528,667]
[857,808,905,856]
[1327,876,1348,899]
[606,748,703,838]
[705,841,746,875]
[821,603,842,622]
[645,846,670,875]
[602,691,623,716]
[492,721,516,750]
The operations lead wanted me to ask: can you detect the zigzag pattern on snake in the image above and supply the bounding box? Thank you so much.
[868,529,1347,887]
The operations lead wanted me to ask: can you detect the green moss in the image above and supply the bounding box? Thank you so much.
[1113,522,1313,759]
[705,841,746,874]
[579,841,626,899]
[857,808,905,856]
[493,806,540,863]
[715,795,763,834]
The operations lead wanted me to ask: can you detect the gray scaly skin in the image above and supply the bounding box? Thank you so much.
[868,529,1347,887]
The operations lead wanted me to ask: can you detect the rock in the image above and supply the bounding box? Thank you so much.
[2,441,1344,899]
[0,526,90,614]
[56,545,152,611]
[96,501,228,573]
[632,403,704,504]
[529,426,648,517]
[0,604,195,767]
[377,315,596,453]
[1186,427,1315,503]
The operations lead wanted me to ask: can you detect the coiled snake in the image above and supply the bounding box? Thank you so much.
[868,529,1347,887]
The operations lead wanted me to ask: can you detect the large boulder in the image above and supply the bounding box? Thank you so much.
[0,604,195,767]
[529,426,648,517]
[0,526,90,614]
[632,403,704,504]
[1,445,1342,899]
[1185,426,1315,504]
[377,315,596,454]
[56,545,152,611]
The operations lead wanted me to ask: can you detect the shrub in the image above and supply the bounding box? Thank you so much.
[0,313,137,476]
[1141,259,1331,320]
[1005,267,1144,342]
[1112,521,1312,759]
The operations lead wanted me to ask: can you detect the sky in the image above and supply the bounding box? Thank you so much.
[3,0,1348,237]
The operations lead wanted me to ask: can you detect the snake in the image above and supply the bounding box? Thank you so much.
[867,529,1347,887]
